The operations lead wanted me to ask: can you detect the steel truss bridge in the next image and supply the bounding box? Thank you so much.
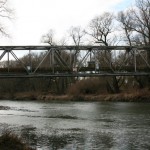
[0,45,150,78]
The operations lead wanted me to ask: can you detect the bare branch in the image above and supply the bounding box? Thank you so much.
[0,0,13,36]
[69,26,86,46]
[41,29,57,46]
[86,12,114,46]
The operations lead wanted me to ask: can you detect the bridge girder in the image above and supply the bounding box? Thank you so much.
[0,45,149,78]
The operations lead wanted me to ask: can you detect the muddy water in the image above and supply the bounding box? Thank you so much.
[0,100,150,150]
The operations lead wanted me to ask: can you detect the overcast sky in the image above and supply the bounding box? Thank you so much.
[0,0,135,45]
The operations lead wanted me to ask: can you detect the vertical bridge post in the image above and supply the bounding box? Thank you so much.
[134,48,137,72]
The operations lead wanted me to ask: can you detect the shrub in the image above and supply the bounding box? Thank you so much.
[67,77,107,95]
[0,131,34,150]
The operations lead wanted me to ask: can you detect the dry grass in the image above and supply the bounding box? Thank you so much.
[0,81,149,102]
[67,77,107,95]
[103,88,150,102]
[14,92,39,100]
[0,131,35,150]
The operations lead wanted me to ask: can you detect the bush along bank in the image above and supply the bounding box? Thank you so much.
[0,132,35,150]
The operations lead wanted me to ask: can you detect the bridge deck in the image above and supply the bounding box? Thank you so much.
[0,72,149,78]
[0,67,149,78]
[0,66,149,72]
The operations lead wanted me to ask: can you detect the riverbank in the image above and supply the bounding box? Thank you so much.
[39,89,150,102]
[0,89,150,102]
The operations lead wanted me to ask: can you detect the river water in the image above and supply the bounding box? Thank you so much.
[0,100,150,150]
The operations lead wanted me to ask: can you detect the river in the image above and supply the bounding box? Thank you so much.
[0,100,150,150]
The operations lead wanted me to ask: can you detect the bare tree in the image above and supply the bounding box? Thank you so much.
[41,29,56,46]
[86,12,123,93]
[86,12,115,46]
[120,0,150,62]
[134,0,150,65]
[117,10,135,46]
[130,0,150,45]
[69,26,86,68]
[0,0,13,36]
[117,0,150,88]
[41,29,73,93]
[69,26,85,46]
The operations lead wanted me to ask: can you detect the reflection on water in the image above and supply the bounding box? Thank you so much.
[0,101,150,149]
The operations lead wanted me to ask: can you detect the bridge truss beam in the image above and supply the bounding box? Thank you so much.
[0,45,150,78]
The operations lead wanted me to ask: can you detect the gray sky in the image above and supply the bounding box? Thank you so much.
[0,0,134,45]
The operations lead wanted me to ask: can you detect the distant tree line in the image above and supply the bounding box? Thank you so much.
[0,0,150,95]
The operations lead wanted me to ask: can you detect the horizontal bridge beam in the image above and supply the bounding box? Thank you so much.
[0,72,149,78]
[0,45,150,50]
[0,67,149,73]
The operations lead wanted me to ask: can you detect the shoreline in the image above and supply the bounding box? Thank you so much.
[0,90,150,102]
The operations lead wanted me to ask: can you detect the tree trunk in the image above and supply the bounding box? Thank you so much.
[112,76,120,93]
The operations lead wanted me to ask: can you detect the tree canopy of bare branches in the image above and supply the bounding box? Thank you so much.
[86,12,114,46]
[41,29,56,46]
[119,0,150,46]
[0,0,13,36]
[69,26,86,46]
